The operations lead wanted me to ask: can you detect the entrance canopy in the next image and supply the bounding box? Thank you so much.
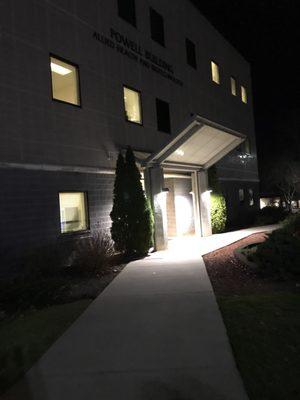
[145,115,245,169]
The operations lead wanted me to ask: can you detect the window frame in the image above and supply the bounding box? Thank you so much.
[50,53,82,108]
[156,97,171,134]
[58,191,90,235]
[243,138,251,154]
[230,76,237,96]
[241,85,248,104]
[211,60,220,84]
[239,188,245,204]
[149,7,165,47]
[117,0,137,28]
[123,85,143,126]
[248,188,254,206]
[185,38,197,69]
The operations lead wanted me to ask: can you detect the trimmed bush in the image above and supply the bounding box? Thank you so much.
[124,148,153,256]
[254,206,288,226]
[110,148,154,257]
[72,231,115,277]
[211,193,227,233]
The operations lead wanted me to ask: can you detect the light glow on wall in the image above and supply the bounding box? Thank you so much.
[175,195,193,236]
[200,190,212,236]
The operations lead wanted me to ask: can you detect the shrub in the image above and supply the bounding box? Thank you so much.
[125,148,154,255]
[110,148,153,257]
[253,228,300,279]
[281,213,300,236]
[71,231,115,277]
[110,152,127,253]
[211,193,227,233]
[254,206,288,226]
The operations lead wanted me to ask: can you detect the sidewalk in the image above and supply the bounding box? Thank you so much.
[3,226,276,400]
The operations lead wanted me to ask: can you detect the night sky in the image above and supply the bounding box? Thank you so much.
[193,0,299,189]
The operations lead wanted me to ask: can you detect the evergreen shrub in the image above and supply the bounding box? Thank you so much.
[110,148,153,257]
[254,206,288,226]
[253,213,300,278]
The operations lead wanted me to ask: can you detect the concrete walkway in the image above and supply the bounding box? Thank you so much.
[3,225,276,400]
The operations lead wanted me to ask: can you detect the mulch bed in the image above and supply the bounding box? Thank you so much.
[203,232,299,296]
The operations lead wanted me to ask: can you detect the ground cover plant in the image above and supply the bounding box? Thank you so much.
[253,213,300,279]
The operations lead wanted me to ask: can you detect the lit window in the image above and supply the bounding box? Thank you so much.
[239,189,245,203]
[231,77,237,96]
[241,85,247,103]
[59,192,88,233]
[50,56,80,105]
[248,189,254,206]
[123,86,142,124]
[211,61,220,84]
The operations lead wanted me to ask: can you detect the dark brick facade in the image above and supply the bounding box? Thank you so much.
[0,167,114,276]
[220,180,260,229]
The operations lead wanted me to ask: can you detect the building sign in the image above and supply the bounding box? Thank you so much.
[93,28,183,86]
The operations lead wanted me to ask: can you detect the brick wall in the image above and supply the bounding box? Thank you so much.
[220,180,260,229]
[0,168,114,276]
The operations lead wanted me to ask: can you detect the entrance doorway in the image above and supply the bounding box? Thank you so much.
[164,172,196,238]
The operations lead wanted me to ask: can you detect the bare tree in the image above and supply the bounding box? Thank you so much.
[270,160,299,211]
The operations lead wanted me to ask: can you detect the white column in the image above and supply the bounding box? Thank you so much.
[191,171,201,237]
[196,170,212,237]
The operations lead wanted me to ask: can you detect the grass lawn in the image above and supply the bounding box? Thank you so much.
[204,233,300,400]
[0,299,91,396]
[219,294,300,400]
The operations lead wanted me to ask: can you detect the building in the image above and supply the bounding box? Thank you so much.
[0,0,259,272]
